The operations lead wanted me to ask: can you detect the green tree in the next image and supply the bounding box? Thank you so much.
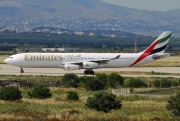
[78,76,87,87]
[152,80,161,88]
[172,81,178,87]
[84,77,105,91]
[123,78,148,88]
[86,91,122,113]
[161,79,172,88]
[62,73,79,88]
[96,73,108,88]
[66,91,79,101]
[167,92,180,116]
[0,86,22,101]
[107,73,124,88]
[28,85,52,99]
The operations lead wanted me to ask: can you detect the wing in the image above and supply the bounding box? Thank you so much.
[62,55,120,65]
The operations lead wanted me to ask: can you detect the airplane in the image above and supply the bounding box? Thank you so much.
[4,31,172,75]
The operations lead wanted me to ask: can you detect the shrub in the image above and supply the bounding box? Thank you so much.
[86,91,122,113]
[152,79,172,88]
[161,79,172,88]
[0,86,22,101]
[84,77,105,91]
[62,73,79,88]
[124,78,148,88]
[172,81,178,87]
[107,73,124,88]
[28,85,52,99]
[167,92,180,116]
[96,73,108,88]
[66,91,79,101]
[152,80,161,88]
[78,76,87,87]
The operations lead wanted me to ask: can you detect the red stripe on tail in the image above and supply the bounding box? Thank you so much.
[130,41,158,66]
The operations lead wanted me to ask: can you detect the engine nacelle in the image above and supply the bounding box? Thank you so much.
[83,62,98,69]
[64,64,79,71]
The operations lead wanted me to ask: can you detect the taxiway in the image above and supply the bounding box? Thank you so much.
[0,64,179,78]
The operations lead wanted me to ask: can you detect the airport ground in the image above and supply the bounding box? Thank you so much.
[0,64,180,78]
[0,56,180,120]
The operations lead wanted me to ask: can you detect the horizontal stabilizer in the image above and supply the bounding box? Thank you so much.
[152,53,170,60]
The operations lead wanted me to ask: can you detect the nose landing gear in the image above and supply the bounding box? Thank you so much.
[20,68,24,73]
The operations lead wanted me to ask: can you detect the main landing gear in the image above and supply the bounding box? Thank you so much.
[20,67,24,73]
[84,69,94,75]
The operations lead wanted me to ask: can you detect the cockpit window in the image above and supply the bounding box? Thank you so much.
[9,56,13,59]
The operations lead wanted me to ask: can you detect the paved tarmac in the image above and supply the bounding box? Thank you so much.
[0,64,179,78]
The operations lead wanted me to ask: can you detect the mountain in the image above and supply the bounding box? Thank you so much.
[0,0,179,36]
[1,0,179,20]
[0,0,136,18]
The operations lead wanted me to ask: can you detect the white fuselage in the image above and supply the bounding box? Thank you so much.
[4,53,154,69]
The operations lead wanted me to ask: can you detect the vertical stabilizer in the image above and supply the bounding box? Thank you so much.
[130,31,172,66]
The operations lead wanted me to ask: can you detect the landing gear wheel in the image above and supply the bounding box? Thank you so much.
[84,70,89,74]
[90,71,94,75]
[84,69,94,75]
[20,68,24,73]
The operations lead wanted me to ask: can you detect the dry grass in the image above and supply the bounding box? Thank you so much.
[139,56,180,67]
[0,55,8,64]
[122,100,169,120]
[0,87,178,121]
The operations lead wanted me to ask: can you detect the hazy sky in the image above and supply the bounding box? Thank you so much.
[102,0,180,11]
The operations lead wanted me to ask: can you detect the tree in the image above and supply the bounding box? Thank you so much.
[86,91,122,113]
[167,92,180,116]
[28,85,52,99]
[0,86,22,101]
[152,80,161,88]
[62,73,79,88]
[107,73,124,88]
[66,91,79,101]
[172,81,178,87]
[96,73,108,88]
[152,79,172,88]
[123,78,148,88]
[161,79,172,88]
[84,77,105,91]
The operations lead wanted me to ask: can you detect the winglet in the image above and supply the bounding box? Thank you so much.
[111,55,120,60]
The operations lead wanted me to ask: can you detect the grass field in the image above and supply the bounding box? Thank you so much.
[139,56,180,67]
[0,75,179,120]
[0,87,179,121]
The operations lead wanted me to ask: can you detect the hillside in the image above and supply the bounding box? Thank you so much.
[0,0,180,36]
[1,0,179,20]
[0,0,136,18]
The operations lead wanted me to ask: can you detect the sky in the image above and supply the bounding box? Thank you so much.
[102,0,180,11]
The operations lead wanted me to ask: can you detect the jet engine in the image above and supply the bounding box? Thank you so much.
[64,64,79,71]
[83,62,98,69]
